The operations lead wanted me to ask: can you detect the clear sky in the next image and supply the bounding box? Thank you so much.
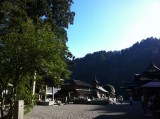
[67,0,160,58]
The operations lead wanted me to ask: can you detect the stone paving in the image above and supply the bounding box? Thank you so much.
[25,101,146,119]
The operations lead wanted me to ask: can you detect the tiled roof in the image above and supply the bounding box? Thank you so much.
[97,86,108,93]
[76,89,91,95]
[63,80,92,87]
[144,63,160,73]
[73,80,92,87]
[137,63,160,78]
[142,81,160,88]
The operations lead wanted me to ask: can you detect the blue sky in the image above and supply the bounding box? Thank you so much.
[67,0,160,58]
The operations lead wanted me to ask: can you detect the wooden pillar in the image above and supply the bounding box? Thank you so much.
[45,85,47,101]
[52,87,54,101]
[68,92,70,98]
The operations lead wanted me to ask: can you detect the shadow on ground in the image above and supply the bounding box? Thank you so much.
[91,101,145,119]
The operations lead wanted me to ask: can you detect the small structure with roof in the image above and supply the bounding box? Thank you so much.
[122,63,160,117]
[92,78,108,98]
[135,63,160,85]
[36,76,62,105]
[55,80,92,102]
[122,63,160,99]
[55,78,109,103]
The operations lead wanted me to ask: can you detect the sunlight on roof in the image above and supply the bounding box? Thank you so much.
[108,112,127,116]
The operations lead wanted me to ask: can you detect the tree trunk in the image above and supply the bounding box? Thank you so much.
[7,102,14,119]
[1,88,7,118]
[6,88,16,119]
[0,96,4,118]
[32,71,36,96]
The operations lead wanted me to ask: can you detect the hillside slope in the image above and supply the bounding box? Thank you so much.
[70,37,160,92]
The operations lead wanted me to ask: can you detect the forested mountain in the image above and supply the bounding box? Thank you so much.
[70,37,160,93]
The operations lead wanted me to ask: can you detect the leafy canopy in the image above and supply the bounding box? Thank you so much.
[0,0,75,118]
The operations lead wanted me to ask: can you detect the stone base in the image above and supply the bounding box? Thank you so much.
[37,101,55,106]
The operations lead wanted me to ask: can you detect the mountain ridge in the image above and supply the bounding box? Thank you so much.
[70,37,160,93]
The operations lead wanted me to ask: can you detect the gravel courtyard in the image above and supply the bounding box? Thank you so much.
[25,101,145,119]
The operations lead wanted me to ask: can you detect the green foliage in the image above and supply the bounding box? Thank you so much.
[0,0,75,118]
[16,76,33,106]
[103,84,116,97]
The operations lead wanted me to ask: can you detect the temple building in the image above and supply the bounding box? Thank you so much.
[92,78,108,98]
[135,63,160,86]
[55,80,92,100]
[135,63,160,116]
[55,79,108,101]
[122,63,160,99]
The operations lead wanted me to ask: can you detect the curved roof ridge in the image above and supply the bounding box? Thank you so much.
[73,80,92,87]
[146,63,160,71]
[152,64,160,70]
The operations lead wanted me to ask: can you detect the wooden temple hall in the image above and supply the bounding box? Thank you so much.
[54,79,109,102]
[123,63,160,117]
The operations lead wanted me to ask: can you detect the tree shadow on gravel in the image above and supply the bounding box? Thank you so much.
[90,101,145,119]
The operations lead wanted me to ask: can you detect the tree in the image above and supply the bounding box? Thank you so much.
[0,0,75,118]
[103,84,116,97]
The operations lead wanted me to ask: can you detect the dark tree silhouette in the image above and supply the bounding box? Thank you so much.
[70,37,160,93]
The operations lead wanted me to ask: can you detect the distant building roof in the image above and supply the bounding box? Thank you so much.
[134,74,140,76]
[63,80,92,87]
[97,86,108,93]
[92,78,100,84]
[73,80,92,87]
[76,89,91,95]
[135,63,160,82]
[135,63,160,76]
[142,81,160,88]
[145,63,160,72]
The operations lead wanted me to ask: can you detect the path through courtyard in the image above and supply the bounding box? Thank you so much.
[25,101,146,119]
